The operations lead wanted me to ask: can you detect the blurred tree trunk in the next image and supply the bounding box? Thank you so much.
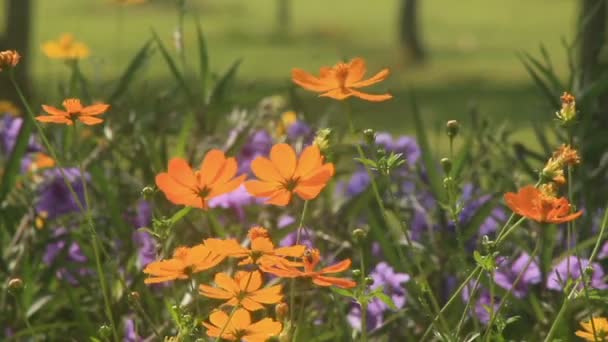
[399,0,426,63]
[276,0,291,37]
[0,0,32,104]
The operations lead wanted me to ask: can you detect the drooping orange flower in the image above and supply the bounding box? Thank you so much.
[0,50,20,71]
[42,34,90,60]
[143,245,224,284]
[245,143,334,206]
[204,227,305,269]
[504,185,583,224]
[292,57,392,102]
[575,317,608,341]
[199,271,283,311]
[265,248,356,289]
[203,308,282,342]
[155,150,246,209]
[28,153,55,172]
[36,98,109,126]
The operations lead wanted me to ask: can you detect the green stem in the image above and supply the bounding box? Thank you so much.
[9,72,119,342]
[290,200,309,324]
[359,244,368,342]
[343,100,448,335]
[214,304,239,342]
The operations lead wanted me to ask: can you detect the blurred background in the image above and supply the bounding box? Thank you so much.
[0,0,586,136]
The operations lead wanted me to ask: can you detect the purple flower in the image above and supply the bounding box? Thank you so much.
[375,132,420,166]
[36,168,87,220]
[128,201,156,268]
[123,317,141,342]
[209,185,260,221]
[238,130,273,175]
[0,114,41,155]
[599,242,608,259]
[348,262,409,332]
[494,252,541,298]
[462,282,500,325]
[278,215,315,248]
[345,169,370,197]
[546,256,608,291]
[456,184,505,237]
[43,227,91,285]
[287,120,312,141]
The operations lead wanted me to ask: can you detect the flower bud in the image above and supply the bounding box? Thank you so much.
[352,228,367,244]
[556,92,577,125]
[0,50,20,71]
[362,129,376,145]
[440,157,452,175]
[98,325,112,339]
[364,276,374,286]
[128,291,140,304]
[313,128,332,152]
[8,278,23,294]
[446,120,460,138]
[275,302,289,321]
[352,269,362,278]
[141,186,155,199]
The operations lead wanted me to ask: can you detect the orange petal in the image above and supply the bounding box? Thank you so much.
[199,284,233,299]
[320,259,351,274]
[292,68,336,92]
[265,189,292,206]
[245,318,282,339]
[230,309,251,330]
[240,297,265,312]
[270,143,297,180]
[237,271,262,292]
[294,184,326,200]
[41,104,68,116]
[209,174,246,199]
[167,158,197,189]
[319,88,352,100]
[349,88,393,102]
[251,156,283,182]
[313,275,356,288]
[248,285,283,304]
[350,68,390,88]
[245,180,281,198]
[35,115,72,125]
[208,157,238,186]
[199,149,227,186]
[345,57,367,84]
[62,98,83,113]
[293,145,323,179]
[274,245,306,258]
[80,103,110,116]
[298,163,334,185]
[214,272,240,294]
[78,116,104,125]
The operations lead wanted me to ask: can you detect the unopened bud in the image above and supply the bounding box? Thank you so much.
[352,228,368,244]
[440,157,452,175]
[98,325,112,339]
[275,302,289,321]
[0,50,21,71]
[362,129,376,145]
[352,269,362,278]
[128,291,140,304]
[141,186,155,199]
[364,277,374,286]
[8,278,23,294]
[584,266,594,278]
[313,128,332,152]
[446,120,460,138]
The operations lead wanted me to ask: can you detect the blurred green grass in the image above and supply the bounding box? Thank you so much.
[30,0,575,136]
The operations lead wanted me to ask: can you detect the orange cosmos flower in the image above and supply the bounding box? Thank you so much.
[143,245,224,284]
[0,50,20,71]
[265,248,356,289]
[199,270,283,311]
[245,143,334,206]
[575,317,608,341]
[504,185,583,224]
[36,98,109,126]
[292,57,392,102]
[203,308,282,342]
[204,227,305,269]
[155,150,246,209]
[42,33,90,60]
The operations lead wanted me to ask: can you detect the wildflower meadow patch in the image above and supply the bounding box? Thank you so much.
[1,2,608,342]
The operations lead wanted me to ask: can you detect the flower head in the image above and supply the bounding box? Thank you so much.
[36,168,86,220]
[143,245,225,284]
[36,98,109,126]
[556,92,577,124]
[42,34,90,60]
[493,252,541,298]
[203,308,282,342]
[205,227,305,269]
[504,185,582,223]
[0,50,20,71]
[199,271,283,311]
[265,248,356,288]
[292,57,392,102]
[546,256,608,291]
[155,150,246,209]
[575,317,608,341]
[245,143,334,206]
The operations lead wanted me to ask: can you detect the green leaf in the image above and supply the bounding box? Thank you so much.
[371,288,398,310]
[0,114,33,204]
[209,59,242,105]
[109,39,154,103]
[172,111,196,157]
[195,18,210,100]
[518,54,560,108]
[152,30,195,104]
[26,295,53,318]
[410,94,445,203]
[450,132,472,179]
[169,206,192,225]
[473,251,495,271]
[330,286,355,299]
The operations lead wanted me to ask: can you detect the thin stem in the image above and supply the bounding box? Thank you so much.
[344,100,449,334]
[290,200,309,323]
[9,72,119,342]
[359,244,367,342]
[214,304,239,342]
[456,271,482,337]
[132,300,163,340]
